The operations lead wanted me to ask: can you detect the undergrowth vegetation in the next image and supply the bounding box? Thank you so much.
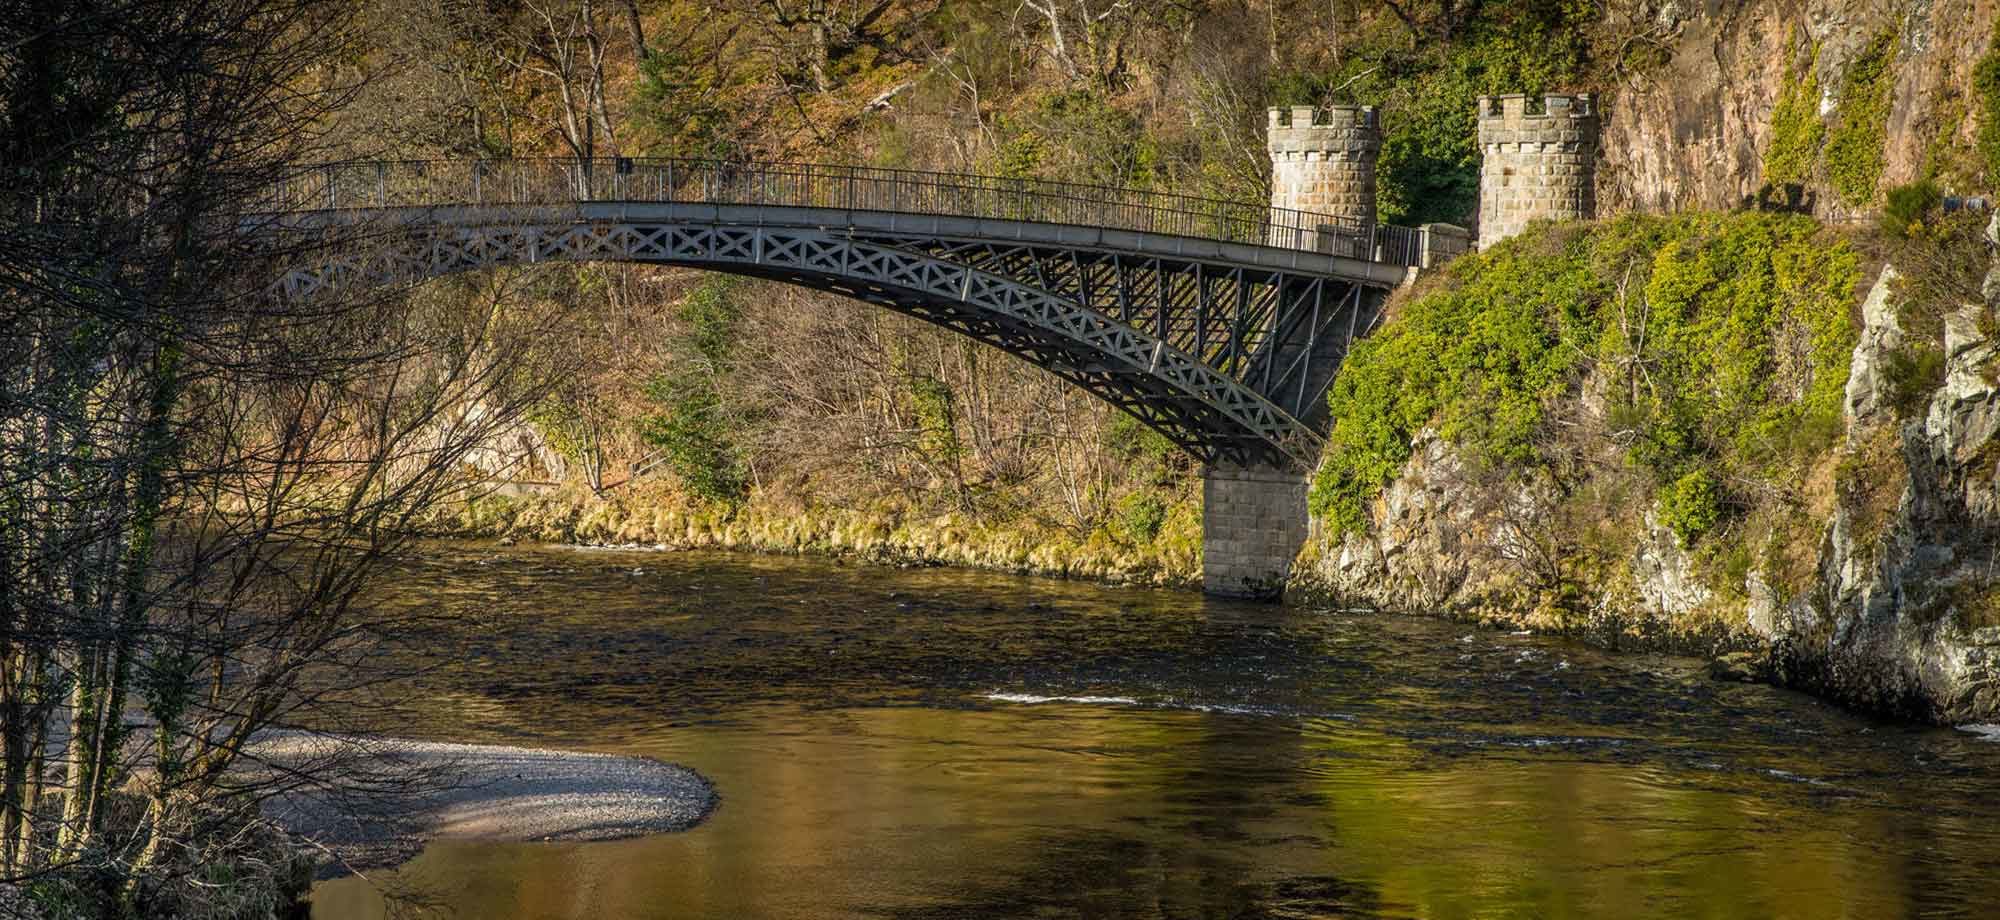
[1826,29,1900,206]
[1310,211,1862,546]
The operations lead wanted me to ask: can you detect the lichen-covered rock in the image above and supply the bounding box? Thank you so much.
[1745,570,1782,639]
[1927,304,2000,461]
[1303,429,1511,615]
[1632,511,1712,616]
[1844,265,1904,427]
[1778,267,2000,721]
[1296,426,1725,649]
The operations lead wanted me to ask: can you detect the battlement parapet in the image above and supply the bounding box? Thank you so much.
[1267,106,1381,157]
[1479,93,1596,119]
[1477,94,1599,150]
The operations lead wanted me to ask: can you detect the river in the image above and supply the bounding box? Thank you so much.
[309,543,2000,919]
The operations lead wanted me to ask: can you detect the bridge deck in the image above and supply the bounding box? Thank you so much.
[266,158,1460,279]
[264,201,1415,290]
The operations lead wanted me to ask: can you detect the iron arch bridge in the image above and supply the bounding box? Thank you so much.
[263,159,1463,467]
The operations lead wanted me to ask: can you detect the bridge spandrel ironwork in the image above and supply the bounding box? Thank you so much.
[266,159,1452,466]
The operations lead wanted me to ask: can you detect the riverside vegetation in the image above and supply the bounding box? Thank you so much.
[1302,210,1864,639]
[11,1,2000,917]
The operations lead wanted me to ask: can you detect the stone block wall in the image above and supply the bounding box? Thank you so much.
[1419,222,1473,268]
[1476,94,1600,249]
[1202,464,1309,599]
[1268,105,1381,250]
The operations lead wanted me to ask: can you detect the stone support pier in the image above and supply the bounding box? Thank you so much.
[1202,464,1309,599]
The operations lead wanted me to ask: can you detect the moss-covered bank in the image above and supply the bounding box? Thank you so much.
[429,480,1204,588]
[1294,208,2000,723]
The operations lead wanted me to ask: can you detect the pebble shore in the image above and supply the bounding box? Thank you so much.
[253,733,717,872]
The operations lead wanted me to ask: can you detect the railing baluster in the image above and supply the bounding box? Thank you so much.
[284,157,1444,268]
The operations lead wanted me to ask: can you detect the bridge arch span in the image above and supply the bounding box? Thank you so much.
[261,157,1457,595]
[278,204,1385,467]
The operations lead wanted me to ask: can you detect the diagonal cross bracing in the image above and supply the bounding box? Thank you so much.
[265,191,1405,466]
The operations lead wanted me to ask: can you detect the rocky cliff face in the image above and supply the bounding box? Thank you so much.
[1298,429,1748,656]
[1601,0,1997,215]
[1296,220,2000,724]
[1769,221,2000,720]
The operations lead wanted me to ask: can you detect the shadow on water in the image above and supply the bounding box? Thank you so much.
[310,544,2000,919]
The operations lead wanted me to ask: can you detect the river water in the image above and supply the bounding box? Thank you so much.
[310,543,2000,919]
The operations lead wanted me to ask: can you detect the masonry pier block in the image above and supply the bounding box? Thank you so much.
[1202,464,1309,600]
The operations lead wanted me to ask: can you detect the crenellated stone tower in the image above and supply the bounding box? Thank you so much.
[1475,94,1600,249]
[1267,105,1381,241]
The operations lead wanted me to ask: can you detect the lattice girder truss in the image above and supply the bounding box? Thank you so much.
[279,220,1384,466]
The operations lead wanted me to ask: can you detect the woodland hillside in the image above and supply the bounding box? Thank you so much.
[323,1,2000,594]
[353,0,1772,578]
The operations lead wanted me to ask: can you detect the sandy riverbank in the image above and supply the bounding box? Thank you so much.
[253,733,717,873]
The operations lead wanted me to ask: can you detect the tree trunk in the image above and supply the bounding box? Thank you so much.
[620,0,647,58]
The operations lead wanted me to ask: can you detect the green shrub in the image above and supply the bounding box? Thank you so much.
[992,90,1159,188]
[1115,492,1169,543]
[906,374,964,465]
[1310,212,1861,537]
[1659,467,1724,545]
[681,275,745,367]
[638,373,749,505]
[1881,180,1943,237]
[1763,41,1823,187]
[1977,33,2000,184]
[1308,224,1607,532]
[636,275,752,506]
[1826,29,1899,206]
[1105,412,1180,470]
[636,47,740,159]
[1883,342,1946,417]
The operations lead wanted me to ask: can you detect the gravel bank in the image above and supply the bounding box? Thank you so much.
[252,733,717,873]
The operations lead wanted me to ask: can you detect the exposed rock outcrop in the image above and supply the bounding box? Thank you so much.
[1773,254,2000,720]
[1600,0,1997,216]
[1299,426,1734,652]
[1845,266,1905,426]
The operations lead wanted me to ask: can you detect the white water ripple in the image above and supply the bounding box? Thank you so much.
[984,692,1141,706]
[982,691,1358,722]
[1957,724,2000,743]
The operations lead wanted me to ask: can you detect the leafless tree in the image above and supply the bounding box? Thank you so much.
[0,0,572,912]
[1014,0,1198,91]
[494,0,624,160]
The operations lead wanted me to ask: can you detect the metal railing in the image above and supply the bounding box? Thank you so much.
[266,158,1461,269]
